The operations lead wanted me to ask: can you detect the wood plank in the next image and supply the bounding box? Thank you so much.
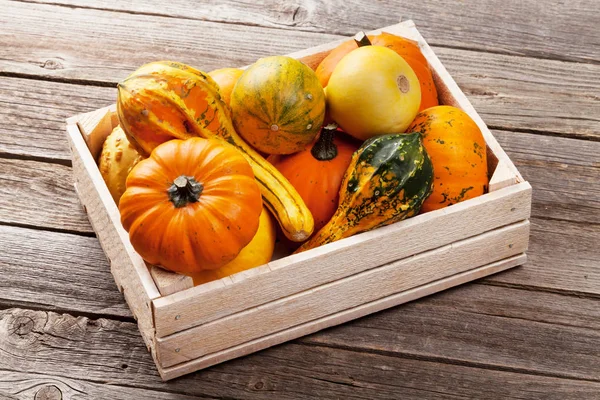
[67,123,160,352]
[485,217,600,295]
[0,158,93,233]
[2,307,600,399]
[0,76,115,162]
[157,221,529,367]
[493,130,600,225]
[436,47,600,139]
[0,224,130,318]
[16,0,600,64]
[153,183,531,337]
[302,282,600,382]
[0,3,599,141]
[0,370,203,400]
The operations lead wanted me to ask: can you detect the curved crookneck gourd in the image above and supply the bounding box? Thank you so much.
[116,61,314,242]
[297,132,434,253]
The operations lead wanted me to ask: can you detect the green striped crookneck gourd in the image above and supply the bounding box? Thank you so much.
[297,132,434,252]
[116,60,314,242]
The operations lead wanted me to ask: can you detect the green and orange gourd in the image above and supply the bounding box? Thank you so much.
[297,132,434,252]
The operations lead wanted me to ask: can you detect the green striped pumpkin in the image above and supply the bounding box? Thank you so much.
[297,132,434,252]
[230,56,326,155]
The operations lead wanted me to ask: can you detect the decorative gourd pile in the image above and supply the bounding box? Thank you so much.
[99,30,489,282]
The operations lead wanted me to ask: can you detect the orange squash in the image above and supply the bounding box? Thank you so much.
[315,32,438,111]
[208,68,243,106]
[119,137,263,274]
[406,105,488,212]
[268,125,359,233]
[117,61,314,242]
[231,56,326,154]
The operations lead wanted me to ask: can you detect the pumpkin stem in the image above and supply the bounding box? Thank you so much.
[168,175,203,208]
[354,31,372,47]
[311,124,339,161]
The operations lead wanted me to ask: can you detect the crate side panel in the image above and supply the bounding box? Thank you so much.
[157,252,526,379]
[154,182,531,337]
[66,124,160,350]
[157,220,529,366]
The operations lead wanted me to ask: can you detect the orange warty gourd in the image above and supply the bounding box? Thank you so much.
[119,137,263,274]
[406,105,488,212]
[208,68,243,106]
[315,32,438,111]
[231,56,326,155]
[268,125,360,233]
[117,61,314,242]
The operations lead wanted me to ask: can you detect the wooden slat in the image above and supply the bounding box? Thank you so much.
[0,370,201,400]
[67,123,160,351]
[486,217,600,294]
[2,307,600,399]
[0,224,130,318]
[493,130,600,225]
[0,158,93,233]
[0,76,115,162]
[158,255,526,379]
[10,0,600,64]
[153,183,531,337]
[157,221,530,368]
[303,282,600,382]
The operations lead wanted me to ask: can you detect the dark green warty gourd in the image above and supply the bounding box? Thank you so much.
[297,132,433,252]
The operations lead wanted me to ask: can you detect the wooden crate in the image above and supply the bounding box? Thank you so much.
[65,20,531,380]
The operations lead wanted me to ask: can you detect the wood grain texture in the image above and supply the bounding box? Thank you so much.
[153,183,531,337]
[485,217,600,295]
[0,158,92,233]
[303,282,600,381]
[2,307,600,399]
[0,76,115,162]
[493,130,600,224]
[0,224,130,318]
[67,123,160,351]
[158,255,526,380]
[149,265,194,296]
[0,371,203,400]
[0,2,599,142]
[15,0,600,64]
[157,221,529,367]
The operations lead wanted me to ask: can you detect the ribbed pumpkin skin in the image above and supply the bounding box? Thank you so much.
[119,138,263,273]
[315,32,438,111]
[231,56,326,155]
[407,106,488,212]
[117,61,314,242]
[268,130,359,233]
[297,132,433,252]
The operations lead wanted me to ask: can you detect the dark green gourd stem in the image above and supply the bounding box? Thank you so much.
[354,31,372,47]
[168,175,203,208]
[311,124,339,161]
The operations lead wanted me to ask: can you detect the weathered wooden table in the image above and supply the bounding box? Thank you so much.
[1,1,599,398]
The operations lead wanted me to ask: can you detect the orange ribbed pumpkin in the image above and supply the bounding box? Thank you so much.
[315,32,438,111]
[119,137,262,273]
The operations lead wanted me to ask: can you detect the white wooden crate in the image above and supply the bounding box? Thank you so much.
[65,20,531,380]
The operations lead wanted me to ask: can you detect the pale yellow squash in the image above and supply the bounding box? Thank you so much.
[326,46,421,141]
